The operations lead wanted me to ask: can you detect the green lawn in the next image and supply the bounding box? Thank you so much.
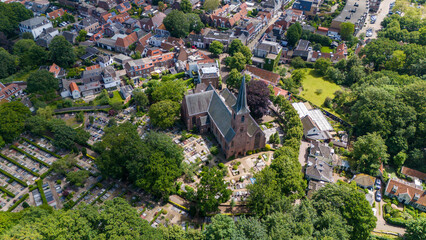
[300,69,342,107]
[109,91,124,104]
[320,46,333,53]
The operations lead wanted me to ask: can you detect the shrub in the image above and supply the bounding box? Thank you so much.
[392,198,399,206]
[247,150,253,155]
[162,210,168,215]
[56,180,62,184]
[265,144,271,151]
[218,163,225,169]
[210,146,219,155]
[232,165,238,170]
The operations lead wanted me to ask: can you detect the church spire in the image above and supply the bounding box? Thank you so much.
[232,76,250,115]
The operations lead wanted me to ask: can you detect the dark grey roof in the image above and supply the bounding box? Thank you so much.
[61,31,77,43]
[232,77,250,115]
[208,91,235,142]
[306,157,333,182]
[20,16,50,28]
[79,17,97,27]
[185,90,214,116]
[219,88,236,108]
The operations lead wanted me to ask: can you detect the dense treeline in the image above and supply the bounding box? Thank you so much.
[93,122,184,199]
[0,3,33,38]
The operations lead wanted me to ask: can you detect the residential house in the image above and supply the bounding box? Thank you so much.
[124,51,174,77]
[113,54,132,65]
[209,3,248,29]
[306,157,334,182]
[77,17,100,33]
[203,30,234,49]
[78,3,96,17]
[98,0,117,10]
[196,62,220,89]
[252,40,282,70]
[234,19,264,45]
[70,82,81,99]
[292,39,312,61]
[36,27,59,48]
[26,0,50,16]
[115,32,139,53]
[97,55,114,68]
[49,63,66,78]
[401,167,426,183]
[19,16,53,39]
[262,0,284,16]
[120,85,133,103]
[309,140,349,170]
[181,78,266,158]
[47,8,65,19]
[307,180,327,198]
[116,1,132,13]
[353,174,375,189]
[293,102,334,141]
[155,24,170,37]
[0,83,22,103]
[276,9,304,30]
[384,178,426,212]
[102,66,120,89]
[316,26,329,36]
[292,0,322,17]
[61,31,77,44]
[140,12,166,31]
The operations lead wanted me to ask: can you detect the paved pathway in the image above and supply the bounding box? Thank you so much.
[298,140,310,168]
[357,0,394,39]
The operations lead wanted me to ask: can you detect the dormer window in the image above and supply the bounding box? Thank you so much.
[414,193,420,200]
[392,185,398,193]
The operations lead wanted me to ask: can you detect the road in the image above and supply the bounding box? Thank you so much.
[357,0,394,39]
[374,200,406,235]
[247,14,281,50]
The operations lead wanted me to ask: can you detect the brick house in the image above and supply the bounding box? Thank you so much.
[385,178,426,212]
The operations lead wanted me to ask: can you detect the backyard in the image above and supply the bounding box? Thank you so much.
[320,46,333,53]
[300,69,341,107]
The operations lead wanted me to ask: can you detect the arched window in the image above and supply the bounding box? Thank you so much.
[241,115,245,122]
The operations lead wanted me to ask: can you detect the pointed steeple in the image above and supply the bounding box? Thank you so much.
[232,76,250,115]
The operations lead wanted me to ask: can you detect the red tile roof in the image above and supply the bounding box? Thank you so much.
[401,167,426,181]
[317,26,329,32]
[115,31,138,48]
[0,83,21,101]
[48,8,65,19]
[273,87,289,97]
[385,179,426,207]
[70,82,79,92]
[49,63,61,77]
[245,65,280,84]
[86,64,100,71]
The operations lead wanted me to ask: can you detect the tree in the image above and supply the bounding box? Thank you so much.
[393,151,407,169]
[236,217,268,240]
[22,32,33,40]
[291,69,305,86]
[0,102,30,143]
[163,10,189,38]
[340,22,355,41]
[229,39,244,56]
[314,58,331,76]
[203,0,220,12]
[49,35,76,68]
[0,136,5,148]
[0,32,13,52]
[385,50,406,71]
[158,1,165,11]
[209,41,224,56]
[133,89,149,111]
[204,214,237,240]
[0,3,33,38]
[312,183,376,240]
[180,0,192,13]
[66,170,89,187]
[405,217,426,240]
[226,69,242,89]
[151,80,186,103]
[247,80,270,119]
[36,106,54,120]
[227,52,247,71]
[0,47,17,79]
[353,132,389,175]
[290,56,306,68]
[26,70,58,94]
[149,100,180,128]
[195,167,232,216]
[187,13,204,33]
[76,30,87,42]
[286,22,302,47]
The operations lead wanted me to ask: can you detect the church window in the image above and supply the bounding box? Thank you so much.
[241,116,245,122]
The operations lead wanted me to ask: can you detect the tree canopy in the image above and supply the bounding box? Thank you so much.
[209,41,224,56]
[49,35,76,68]
[0,102,31,143]
[0,3,33,38]
[246,80,270,119]
[26,70,58,94]
[148,100,180,129]
[286,22,302,47]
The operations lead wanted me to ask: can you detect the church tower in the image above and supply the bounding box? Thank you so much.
[231,77,250,133]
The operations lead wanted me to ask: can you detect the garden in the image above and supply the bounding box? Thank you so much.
[300,69,342,107]
[382,196,426,227]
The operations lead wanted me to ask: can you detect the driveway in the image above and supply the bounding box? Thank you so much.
[357,0,394,39]
[298,140,310,168]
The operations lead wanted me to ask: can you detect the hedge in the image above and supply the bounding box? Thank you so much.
[68,178,102,209]
[0,168,28,187]
[150,209,163,225]
[21,137,61,158]
[0,153,40,177]
[29,184,37,191]
[7,193,29,212]
[36,180,48,205]
[0,185,15,198]
[11,145,50,167]
[168,199,189,211]
[384,216,408,227]
[40,168,53,179]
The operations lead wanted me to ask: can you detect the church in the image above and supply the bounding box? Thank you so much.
[182,78,266,158]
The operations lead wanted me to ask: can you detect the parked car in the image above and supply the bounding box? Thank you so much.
[375,178,381,189]
[375,191,382,202]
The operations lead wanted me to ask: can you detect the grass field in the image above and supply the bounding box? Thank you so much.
[320,46,333,53]
[300,69,342,107]
[109,91,124,104]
